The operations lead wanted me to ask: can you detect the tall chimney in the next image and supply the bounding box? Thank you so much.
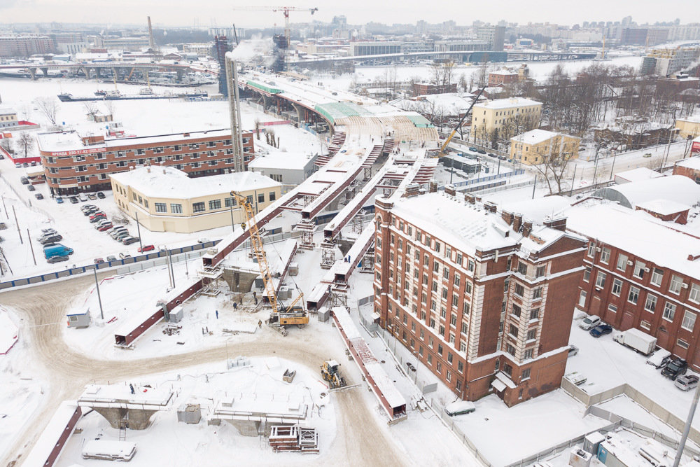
[513,213,523,232]
[523,220,533,237]
[502,210,514,225]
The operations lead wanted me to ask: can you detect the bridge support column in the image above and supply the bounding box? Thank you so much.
[40,67,48,77]
[292,103,305,125]
[176,69,185,82]
[92,407,158,430]
[28,68,37,80]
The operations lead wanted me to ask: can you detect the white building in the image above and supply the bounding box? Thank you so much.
[248,152,318,187]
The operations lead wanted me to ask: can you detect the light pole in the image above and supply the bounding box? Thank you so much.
[135,210,143,252]
[673,380,700,467]
[93,266,104,320]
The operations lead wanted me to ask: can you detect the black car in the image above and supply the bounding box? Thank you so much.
[96,191,106,199]
[35,193,44,200]
[20,177,29,185]
[27,185,36,192]
[589,324,613,337]
[39,234,63,245]
[83,207,99,216]
[122,236,140,245]
[477,148,486,154]
[69,196,79,204]
[662,357,688,380]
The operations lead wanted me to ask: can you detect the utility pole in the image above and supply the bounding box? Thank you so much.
[673,380,700,467]
[12,206,22,244]
[167,248,175,288]
[27,229,36,265]
[2,196,7,219]
[93,266,104,320]
[609,150,617,180]
[531,177,537,199]
[165,247,174,288]
[135,210,143,252]
[230,205,235,233]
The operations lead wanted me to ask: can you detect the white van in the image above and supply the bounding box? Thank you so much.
[445,401,476,416]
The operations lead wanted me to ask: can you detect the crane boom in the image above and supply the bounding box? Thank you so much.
[439,87,486,157]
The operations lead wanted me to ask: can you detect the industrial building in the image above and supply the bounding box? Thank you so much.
[37,129,255,195]
[510,129,580,165]
[374,190,587,406]
[110,166,281,233]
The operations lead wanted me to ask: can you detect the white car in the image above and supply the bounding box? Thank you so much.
[579,316,601,331]
[78,194,88,202]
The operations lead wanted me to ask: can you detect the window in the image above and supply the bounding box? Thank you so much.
[443,268,449,280]
[439,324,445,336]
[526,329,536,341]
[209,199,221,210]
[512,305,521,318]
[578,290,587,307]
[509,324,518,338]
[458,361,464,373]
[506,344,516,356]
[436,362,442,373]
[616,254,628,271]
[682,311,696,331]
[595,272,607,289]
[225,197,235,208]
[515,283,525,297]
[690,284,700,303]
[628,287,639,304]
[640,320,651,330]
[600,247,611,264]
[450,314,457,326]
[193,202,205,213]
[633,261,646,279]
[608,304,618,313]
[530,308,539,320]
[461,322,467,334]
[447,352,453,364]
[612,279,622,296]
[518,262,527,275]
[651,268,664,287]
[670,275,683,294]
[533,287,542,299]
[463,302,470,315]
[438,344,443,356]
[536,266,546,278]
[257,193,265,203]
[587,243,595,257]
[155,203,167,213]
[524,349,533,360]
[678,339,690,350]
[522,368,531,379]
[171,203,182,214]
[644,294,657,313]
[583,267,591,282]
[663,302,676,322]
[465,282,472,295]
[427,355,433,365]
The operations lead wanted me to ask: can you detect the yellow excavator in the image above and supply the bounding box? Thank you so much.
[231,191,309,330]
[321,360,346,389]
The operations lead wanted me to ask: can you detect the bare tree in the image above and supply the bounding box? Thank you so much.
[529,137,578,194]
[254,118,261,141]
[0,138,12,155]
[104,100,115,120]
[36,97,58,126]
[18,132,33,158]
[84,102,99,121]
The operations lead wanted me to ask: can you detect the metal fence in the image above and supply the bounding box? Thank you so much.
[440,169,525,189]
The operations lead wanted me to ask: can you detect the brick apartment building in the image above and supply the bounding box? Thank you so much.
[373,190,586,406]
[567,202,700,370]
[37,129,254,195]
[0,35,55,57]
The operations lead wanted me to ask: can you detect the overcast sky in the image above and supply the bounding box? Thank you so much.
[0,0,697,29]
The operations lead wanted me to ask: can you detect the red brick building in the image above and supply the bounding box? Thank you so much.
[488,70,519,86]
[567,203,700,370]
[411,82,458,97]
[674,156,700,184]
[373,190,586,406]
[37,129,254,195]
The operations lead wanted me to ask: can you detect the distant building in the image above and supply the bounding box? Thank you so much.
[110,166,281,233]
[350,41,402,56]
[0,35,55,57]
[642,46,700,77]
[476,26,506,51]
[593,122,677,150]
[411,82,458,97]
[614,167,663,185]
[0,108,18,129]
[674,156,700,184]
[374,191,586,406]
[95,35,150,51]
[471,98,542,145]
[488,69,519,87]
[37,129,255,195]
[676,117,700,139]
[509,129,580,165]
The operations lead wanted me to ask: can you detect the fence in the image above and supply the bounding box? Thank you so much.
[440,169,525,189]
[0,240,220,291]
[466,179,535,195]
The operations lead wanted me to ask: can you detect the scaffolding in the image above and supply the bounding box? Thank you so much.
[295,220,316,250]
[320,240,336,269]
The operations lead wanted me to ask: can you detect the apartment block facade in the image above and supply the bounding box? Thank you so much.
[510,129,580,165]
[567,203,700,370]
[471,98,542,146]
[373,191,586,406]
[37,129,254,195]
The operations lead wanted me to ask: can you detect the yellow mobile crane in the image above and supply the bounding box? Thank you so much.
[438,87,486,157]
[231,191,309,329]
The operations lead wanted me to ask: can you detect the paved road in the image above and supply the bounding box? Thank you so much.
[0,274,404,467]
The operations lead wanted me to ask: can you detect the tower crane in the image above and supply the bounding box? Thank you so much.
[232,6,318,49]
[230,191,309,333]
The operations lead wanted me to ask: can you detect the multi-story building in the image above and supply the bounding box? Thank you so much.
[643,46,700,77]
[676,118,700,139]
[488,70,519,87]
[476,26,506,51]
[37,129,254,195]
[110,166,280,233]
[350,41,402,56]
[510,129,580,165]
[0,35,55,57]
[0,108,18,129]
[673,156,700,184]
[373,190,587,406]
[471,98,542,145]
[567,202,700,370]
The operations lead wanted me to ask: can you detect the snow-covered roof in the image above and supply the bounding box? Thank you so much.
[475,97,542,110]
[500,195,572,223]
[676,156,700,171]
[595,175,700,209]
[510,129,574,145]
[565,202,700,279]
[0,107,16,116]
[636,199,690,216]
[22,401,79,467]
[248,151,315,171]
[110,166,280,199]
[614,167,663,183]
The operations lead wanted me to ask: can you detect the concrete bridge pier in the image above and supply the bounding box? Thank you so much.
[28,68,37,80]
[292,103,305,124]
[92,407,158,430]
[40,67,48,77]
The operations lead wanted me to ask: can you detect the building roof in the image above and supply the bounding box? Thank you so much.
[510,129,577,145]
[614,167,664,183]
[676,156,700,171]
[565,202,700,279]
[110,166,280,199]
[500,195,572,223]
[594,175,700,209]
[636,199,690,216]
[0,107,16,116]
[475,97,542,110]
[248,152,316,171]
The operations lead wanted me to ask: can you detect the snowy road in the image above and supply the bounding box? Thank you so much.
[0,274,406,467]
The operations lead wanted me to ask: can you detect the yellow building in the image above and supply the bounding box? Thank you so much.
[676,118,700,139]
[510,129,580,165]
[471,97,542,145]
[0,107,18,129]
[110,166,281,233]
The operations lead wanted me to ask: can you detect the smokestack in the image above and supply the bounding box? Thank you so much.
[523,220,533,237]
[513,213,523,232]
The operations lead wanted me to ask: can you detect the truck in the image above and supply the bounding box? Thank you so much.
[613,328,657,356]
[44,244,74,260]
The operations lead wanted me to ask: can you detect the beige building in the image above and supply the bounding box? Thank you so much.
[510,129,580,165]
[676,118,700,139]
[110,166,281,233]
[471,98,542,146]
[0,107,18,129]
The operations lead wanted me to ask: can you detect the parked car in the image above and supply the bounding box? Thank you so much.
[469,147,478,152]
[69,196,79,204]
[30,161,37,167]
[114,231,131,241]
[87,193,97,200]
[81,204,97,212]
[579,316,601,331]
[22,162,28,167]
[662,357,688,380]
[675,374,699,391]
[95,221,111,229]
[39,234,63,245]
[0,154,4,159]
[106,255,117,262]
[197,237,212,244]
[40,228,58,236]
[122,236,140,245]
[110,229,128,239]
[27,185,36,192]
[35,193,44,200]
[94,258,105,264]
[647,349,672,369]
[487,152,497,158]
[96,191,106,199]
[47,254,70,264]
[589,324,613,338]
[20,176,29,185]
[89,211,106,220]
[119,252,132,259]
[138,244,155,253]
[477,148,486,154]
[97,223,114,232]
[56,197,64,204]
[568,345,579,357]
[83,207,99,216]
[14,162,21,168]
[444,401,476,416]
[44,244,73,260]
[78,194,88,202]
